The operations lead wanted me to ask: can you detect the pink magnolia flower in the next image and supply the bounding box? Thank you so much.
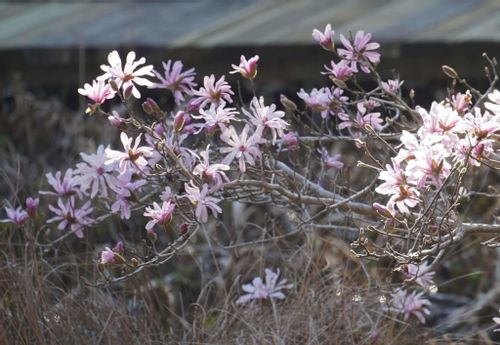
[381,79,404,94]
[2,206,29,225]
[150,60,196,105]
[143,200,176,232]
[25,197,39,217]
[47,197,93,238]
[220,125,262,173]
[109,171,147,220]
[321,59,354,81]
[184,181,222,223]
[236,268,293,305]
[100,247,116,264]
[402,262,435,289]
[297,87,348,118]
[242,96,288,144]
[41,169,81,198]
[312,24,335,51]
[98,50,154,99]
[406,146,451,189]
[386,289,431,324]
[319,148,343,169]
[192,102,238,133]
[191,74,234,109]
[461,107,500,140]
[230,55,259,80]
[76,145,119,199]
[105,132,154,174]
[78,79,115,105]
[454,136,494,167]
[417,102,462,136]
[108,110,126,128]
[281,131,299,151]
[338,102,383,133]
[485,89,500,114]
[449,91,471,114]
[193,145,230,191]
[338,31,380,73]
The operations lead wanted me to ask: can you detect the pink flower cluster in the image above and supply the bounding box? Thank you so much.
[236,268,293,305]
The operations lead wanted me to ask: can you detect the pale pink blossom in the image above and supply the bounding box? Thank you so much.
[406,146,451,189]
[236,268,293,305]
[98,50,154,99]
[281,131,299,151]
[184,181,222,223]
[381,79,404,94]
[312,24,335,51]
[386,289,431,324]
[42,169,81,198]
[454,136,493,167]
[416,102,462,135]
[76,145,118,199]
[319,148,343,169]
[461,107,500,140]
[100,247,116,264]
[108,110,126,128]
[193,145,230,191]
[47,197,93,238]
[242,96,288,144]
[192,102,238,133]
[297,87,348,118]
[143,200,176,232]
[150,60,196,104]
[485,89,500,114]
[191,75,234,109]
[1,206,29,225]
[109,171,147,220]
[338,102,383,132]
[375,159,405,196]
[402,262,435,289]
[321,59,353,81]
[78,79,116,105]
[338,31,380,73]
[449,91,471,114]
[220,125,262,173]
[230,55,259,80]
[105,132,154,174]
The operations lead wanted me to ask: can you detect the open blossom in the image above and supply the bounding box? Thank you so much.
[230,55,259,80]
[108,110,126,128]
[42,169,80,198]
[191,74,234,109]
[143,200,176,232]
[220,125,262,173]
[150,60,196,105]
[242,96,288,144]
[106,132,154,174]
[381,79,404,94]
[312,24,335,51]
[338,102,383,133]
[98,50,154,99]
[281,131,299,151]
[319,148,343,169]
[2,206,29,225]
[47,197,93,238]
[338,30,380,73]
[193,145,230,191]
[297,87,348,118]
[461,107,500,140]
[485,89,500,114]
[100,247,116,264]
[454,136,493,166]
[386,289,431,324]
[321,59,353,81]
[109,171,147,220]
[402,262,435,289]
[192,102,238,133]
[406,145,451,189]
[76,145,118,199]
[449,91,471,114]
[236,268,293,305]
[184,181,222,223]
[78,79,115,105]
[417,102,462,136]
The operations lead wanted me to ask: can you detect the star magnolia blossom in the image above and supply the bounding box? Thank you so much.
[381,79,404,94]
[109,171,147,220]
[106,132,154,174]
[143,200,176,232]
[150,60,196,105]
[297,87,348,118]
[402,262,435,289]
[98,50,154,99]
[220,125,262,173]
[242,96,288,144]
[100,247,116,264]
[47,197,93,238]
[321,59,354,81]
[2,206,29,225]
[191,74,234,109]
[184,181,222,223]
[192,102,238,133]
[338,102,383,133]
[193,145,230,191]
[312,24,335,51]
[319,148,344,169]
[236,268,293,305]
[76,145,118,199]
[230,55,259,80]
[42,169,81,198]
[78,79,115,106]
[338,30,380,73]
[386,289,431,324]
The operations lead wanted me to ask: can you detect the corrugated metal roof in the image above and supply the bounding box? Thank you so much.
[1,0,499,49]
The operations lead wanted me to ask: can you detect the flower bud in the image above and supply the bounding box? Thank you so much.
[131,258,139,268]
[25,197,39,218]
[174,111,186,133]
[113,241,124,254]
[280,94,298,112]
[109,80,119,92]
[123,84,134,100]
[442,65,458,79]
[179,223,189,236]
